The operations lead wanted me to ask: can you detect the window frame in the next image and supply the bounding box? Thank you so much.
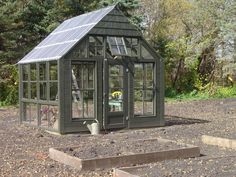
[134,62,156,116]
[71,60,96,120]
[107,36,128,56]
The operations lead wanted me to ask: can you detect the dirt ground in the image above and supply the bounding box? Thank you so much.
[0,98,235,177]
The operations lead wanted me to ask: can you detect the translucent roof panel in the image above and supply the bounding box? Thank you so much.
[18,5,116,64]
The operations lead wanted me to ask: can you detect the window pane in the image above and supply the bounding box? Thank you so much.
[23,103,30,122]
[40,105,49,127]
[146,63,154,88]
[134,89,143,115]
[83,91,94,118]
[124,38,138,57]
[109,76,123,88]
[39,63,47,80]
[118,45,127,55]
[49,62,57,80]
[48,105,59,129]
[107,37,128,56]
[31,82,37,99]
[72,98,83,118]
[23,82,28,98]
[40,82,47,100]
[134,64,143,88]
[30,103,38,125]
[141,45,154,59]
[23,103,37,125]
[30,64,37,81]
[22,64,29,81]
[108,36,116,45]
[50,82,58,101]
[111,45,119,55]
[143,90,154,115]
[109,88,123,112]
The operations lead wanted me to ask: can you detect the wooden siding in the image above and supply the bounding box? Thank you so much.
[89,8,142,37]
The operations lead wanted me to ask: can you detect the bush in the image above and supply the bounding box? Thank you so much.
[0,63,18,106]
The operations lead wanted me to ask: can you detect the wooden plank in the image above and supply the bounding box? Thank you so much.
[49,138,200,171]
[202,135,236,149]
[89,28,141,37]
[96,21,137,31]
[102,15,130,23]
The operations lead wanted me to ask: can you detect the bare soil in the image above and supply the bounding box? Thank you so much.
[0,98,235,177]
[62,139,185,159]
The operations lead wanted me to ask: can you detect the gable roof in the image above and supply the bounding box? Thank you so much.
[18,5,116,64]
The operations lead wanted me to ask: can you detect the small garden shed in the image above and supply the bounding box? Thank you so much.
[18,5,164,134]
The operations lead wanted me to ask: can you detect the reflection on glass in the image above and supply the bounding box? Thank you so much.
[49,62,57,80]
[109,65,124,112]
[30,64,36,81]
[23,103,37,125]
[134,64,143,88]
[39,63,47,80]
[40,105,48,127]
[22,64,29,81]
[40,82,47,100]
[124,38,138,57]
[83,91,94,118]
[23,82,28,98]
[144,90,154,115]
[50,82,58,101]
[48,105,59,129]
[24,103,30,122]
[31,82,37,99]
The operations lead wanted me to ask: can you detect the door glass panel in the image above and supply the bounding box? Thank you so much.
[109,65,124,112]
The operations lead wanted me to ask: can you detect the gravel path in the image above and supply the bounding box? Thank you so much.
[0,98,235,176]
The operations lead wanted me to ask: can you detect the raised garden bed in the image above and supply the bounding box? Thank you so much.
[202,135,236,150]
[49,138,200,171]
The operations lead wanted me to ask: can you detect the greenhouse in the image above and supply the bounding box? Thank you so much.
[18,5,164,134]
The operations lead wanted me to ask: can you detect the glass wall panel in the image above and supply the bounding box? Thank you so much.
[23,82,29,98]
[40,82,47,100]
[23,103,38,125]
[83,91,94,118]
[22,64,29,81]
[23,103,31,122]
[134,63,155,116]
[48,105,59,129]
[39,63,47,80]
[50,82,58,100]
[49,61,58,101]
[31,82,37,99]
[49,62,57,80]
[72,62,95,119]
[40,105,49,127]
[30,64,37,81]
